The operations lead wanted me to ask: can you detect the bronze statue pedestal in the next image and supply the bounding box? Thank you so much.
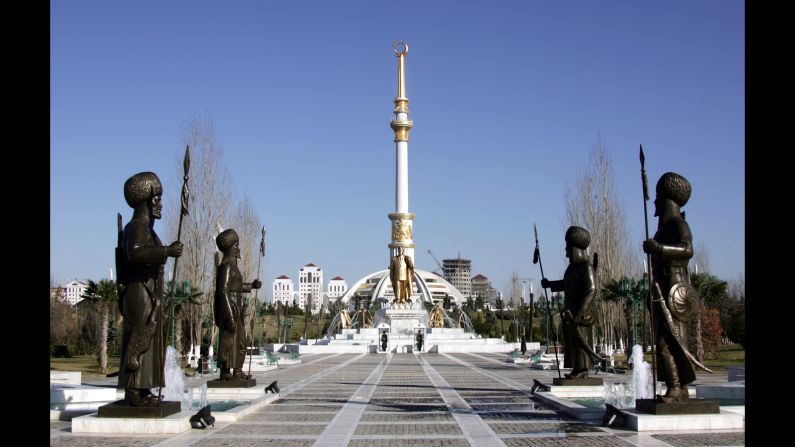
[635,398,719,415]
[206,378,257,388]
[553,377,603,386]
[98,400,181,418]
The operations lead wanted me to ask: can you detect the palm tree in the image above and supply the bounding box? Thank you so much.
[689,272,728,362]
[690,272,727,307]
[81,279,118,374]
[600,278,630,353]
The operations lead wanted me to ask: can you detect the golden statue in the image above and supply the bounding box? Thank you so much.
[355,308,373,328]
[339,309,352,329]
[389,247,415,306]
[430,304,446,328]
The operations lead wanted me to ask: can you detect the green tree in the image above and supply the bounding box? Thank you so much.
[81,279,118,374]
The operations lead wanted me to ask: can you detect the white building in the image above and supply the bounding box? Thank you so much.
[326,276,348,304]
[272,275,294,307]
[299,263,324,314]
[54,280,88,306]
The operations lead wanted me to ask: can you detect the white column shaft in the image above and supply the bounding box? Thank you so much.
[396,140,409,213]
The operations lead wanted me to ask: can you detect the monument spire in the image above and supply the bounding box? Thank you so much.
[388,41,416,262]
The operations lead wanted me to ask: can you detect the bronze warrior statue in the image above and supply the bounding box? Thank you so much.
[214,229,262,381]
[643,172,703,402]
[116,172,183,406]
[541,226,598,379]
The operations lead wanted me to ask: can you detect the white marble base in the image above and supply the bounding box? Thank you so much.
[531,362,560,370]
[507,357,532,364]
[71,411,192,434]
[239,361,279,372]
[532,391,604,420]
[51,385,119,411]
[211,392,280,422]
[728,365,745,382]
[696,382,744,400]
[50,371,81,386]
[624,409,744,431]
[277,358,302,365]
[547,385,605,398]
[198,383,275,401]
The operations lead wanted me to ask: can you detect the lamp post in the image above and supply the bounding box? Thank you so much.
[164,280,200,348]
[619,274,649,350]
[279,319,294,343]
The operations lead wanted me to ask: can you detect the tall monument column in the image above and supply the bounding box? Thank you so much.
[388,41,416,262]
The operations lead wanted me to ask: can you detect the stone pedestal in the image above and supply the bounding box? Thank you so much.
[635,398,720,415]
[97,400,181,418]
[207,378,256,388]
[623,408,743,431]
[384,308,427,336]
[553,377,603,386]
[73,409,191,434]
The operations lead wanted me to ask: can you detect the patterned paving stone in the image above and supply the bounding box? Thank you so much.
[192,440,315,447]
[502,436,634,446]
[50,352,743,447]
[240,412,337,422]
[366,403,450,412]
[260,403,345,412]
[215,423,326,435]
[478,412,562,421]
[360,412,455,422]
[50,438,164,447]
[369,397,445,404]
[651,432,745,446]
[488,422,567,435]
[354,423,463,436]
[348,440,469,447]
[470,403,543,411]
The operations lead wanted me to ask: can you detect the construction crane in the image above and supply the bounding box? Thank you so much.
[427,250,445,277]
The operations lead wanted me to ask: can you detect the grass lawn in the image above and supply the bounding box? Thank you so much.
[50,355,121,379]
[609,343,744,372]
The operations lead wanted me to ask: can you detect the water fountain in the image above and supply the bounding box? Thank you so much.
[602,345,653,408]
[163,346,192,410]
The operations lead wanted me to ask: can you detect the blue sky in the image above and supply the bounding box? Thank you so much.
[51,0,744,299]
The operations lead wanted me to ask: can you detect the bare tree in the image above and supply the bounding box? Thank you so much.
[693,242,711,275]
[565,136,638,352]
[164,111,234,356]
[230,194,263,346]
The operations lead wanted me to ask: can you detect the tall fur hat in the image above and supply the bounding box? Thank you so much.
[656,172,691,207]
[123,172,162,208]
[565,226,591,250]
[216,229,239,251]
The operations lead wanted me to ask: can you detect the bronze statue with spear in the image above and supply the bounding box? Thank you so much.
[114,159,185,408]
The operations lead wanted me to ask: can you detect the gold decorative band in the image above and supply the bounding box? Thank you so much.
[388,212,416,220]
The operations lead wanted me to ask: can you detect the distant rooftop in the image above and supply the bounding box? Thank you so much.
[276,275,290,280]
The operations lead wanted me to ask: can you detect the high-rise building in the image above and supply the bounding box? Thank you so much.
[471,273,499,308]
[299,263,323,314]
[272,275,294,307]
[443,257,472,298]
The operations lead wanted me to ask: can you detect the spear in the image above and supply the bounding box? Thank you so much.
[639,145,658,395]
[532,223,562,379]
[248,225,266,378]
[159,145,190,404]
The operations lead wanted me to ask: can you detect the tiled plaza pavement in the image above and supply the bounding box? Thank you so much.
[51,352,744,446]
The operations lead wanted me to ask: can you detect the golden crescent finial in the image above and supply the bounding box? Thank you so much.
[393,40,408,57]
